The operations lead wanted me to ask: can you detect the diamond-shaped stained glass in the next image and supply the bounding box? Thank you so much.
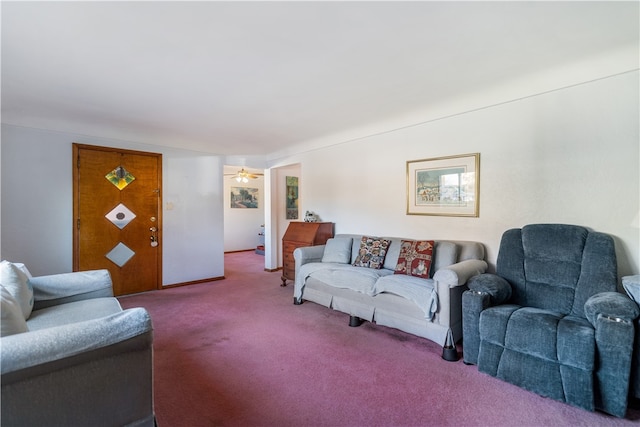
[105,203,136,229]
[106,166,135,190]
[105,242,135,267]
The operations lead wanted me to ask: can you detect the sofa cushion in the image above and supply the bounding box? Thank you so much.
[27,297,123,331]
[307,264,393,296]
[0,260,34,319]
[1,285,29,337]
[373,274,438,320]
[394,240,434,278]
[353,236,390,269]
[322,237,353,264]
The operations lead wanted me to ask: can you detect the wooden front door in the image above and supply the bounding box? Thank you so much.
[73,144,162,296]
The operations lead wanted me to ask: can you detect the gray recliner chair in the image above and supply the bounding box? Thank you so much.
[462,224,639,418]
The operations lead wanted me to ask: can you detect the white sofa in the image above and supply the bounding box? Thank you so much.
[293,234,487,360]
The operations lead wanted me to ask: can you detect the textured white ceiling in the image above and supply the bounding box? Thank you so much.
[2,1,638,156]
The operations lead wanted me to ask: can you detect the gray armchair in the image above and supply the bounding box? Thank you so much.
[462,224,639,418]
[1,262,154,426]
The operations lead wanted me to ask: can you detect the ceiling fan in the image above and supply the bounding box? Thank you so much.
[225,168,263,183]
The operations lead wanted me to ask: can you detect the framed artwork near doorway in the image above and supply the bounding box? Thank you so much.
[286,176,299,219]
[230,187,259,208]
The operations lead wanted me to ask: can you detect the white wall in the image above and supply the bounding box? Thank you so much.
[1,124,225,284]
[223,173,265,252]
[268,71,640,279]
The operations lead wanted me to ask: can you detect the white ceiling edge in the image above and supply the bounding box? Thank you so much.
[266,44,640,166]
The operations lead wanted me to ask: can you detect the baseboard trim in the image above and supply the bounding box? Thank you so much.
[265,267,281,273]
[162,276,225,289]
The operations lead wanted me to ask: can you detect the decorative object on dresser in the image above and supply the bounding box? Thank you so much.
[281,222,333,286]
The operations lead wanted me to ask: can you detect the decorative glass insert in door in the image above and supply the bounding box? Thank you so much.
[105,166,135,190]
[105,242,135,267]
[105,203,137,229]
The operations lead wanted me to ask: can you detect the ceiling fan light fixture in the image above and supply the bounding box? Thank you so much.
[227,167,263,182]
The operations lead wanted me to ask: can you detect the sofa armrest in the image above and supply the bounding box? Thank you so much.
[294,245,326,269]
[1,307,151,375]
[433,259,488,287]
[30,269,113,310]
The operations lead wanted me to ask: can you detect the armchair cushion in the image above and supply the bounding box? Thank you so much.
[0,286,28,337]
[0,261,34,319]
[27,297,123,331]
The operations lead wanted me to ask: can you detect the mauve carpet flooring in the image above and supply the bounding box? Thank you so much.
[119,251,640,427]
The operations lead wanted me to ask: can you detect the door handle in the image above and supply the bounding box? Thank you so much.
[150,227,158,247]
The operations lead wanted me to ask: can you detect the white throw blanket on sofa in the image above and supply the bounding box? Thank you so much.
[372,275,439,320]
[295,263,393,300]
[295,262,438,320]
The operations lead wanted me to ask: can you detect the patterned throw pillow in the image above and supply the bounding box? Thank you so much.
[353,236,391,269]
[394,240,435,278]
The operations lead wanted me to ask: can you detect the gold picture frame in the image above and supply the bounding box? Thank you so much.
[407,153,480,217]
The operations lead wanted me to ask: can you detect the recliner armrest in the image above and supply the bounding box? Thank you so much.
[30,269,113,310]
[584,292,640,327]
[467,273,512,305]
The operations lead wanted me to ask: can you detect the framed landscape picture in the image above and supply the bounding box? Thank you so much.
[407,153,480,217]
[230,187,259,208]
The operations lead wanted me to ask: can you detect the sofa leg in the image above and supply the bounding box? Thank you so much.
[442,346,459,362]
[349,316,363,327]
[293,297,302,305]
[441,329,459,361]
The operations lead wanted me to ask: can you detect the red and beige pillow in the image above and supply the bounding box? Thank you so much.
[394,240,434,278]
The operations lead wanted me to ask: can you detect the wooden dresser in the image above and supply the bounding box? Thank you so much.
[281,222,333,286]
